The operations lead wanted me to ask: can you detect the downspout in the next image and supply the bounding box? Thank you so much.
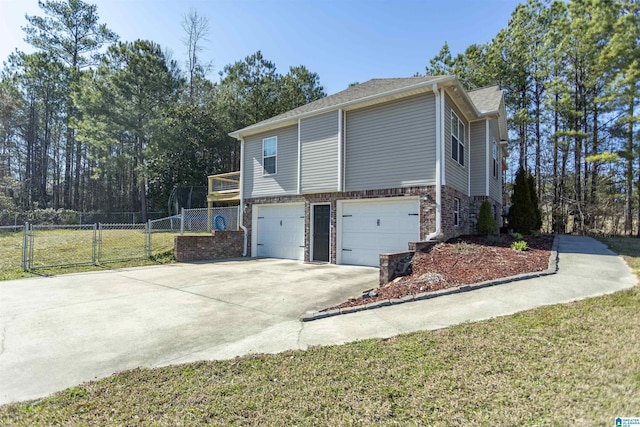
[485,119,490,196]
[297,118,302,194]
[440,88,446,186]
[337,109,343,191]
[238,137,248,256]
[428,84,442,240]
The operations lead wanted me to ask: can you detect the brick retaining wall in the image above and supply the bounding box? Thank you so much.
[174,231,244,262]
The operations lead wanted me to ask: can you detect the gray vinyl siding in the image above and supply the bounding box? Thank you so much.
[489,119,502,202]
[300,112,339,193]
[444,94,470,194]
[344,93,436,191]
[243,125,298,198]
[470,121,486,196]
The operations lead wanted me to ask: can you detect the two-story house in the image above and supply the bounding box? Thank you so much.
[229,76,507,267]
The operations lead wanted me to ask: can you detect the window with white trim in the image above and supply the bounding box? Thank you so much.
[492,139,499,179]
[453,198,460,227]
[262,136,277,175]
[451,111,465,166]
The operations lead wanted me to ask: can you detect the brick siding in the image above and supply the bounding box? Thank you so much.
[242,185,500,265]
[173,231,244,262]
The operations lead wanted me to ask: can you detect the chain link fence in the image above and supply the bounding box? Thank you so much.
[0,225,27,272]
[27,224,98,269]
[149,206,239,253]
[0,207,240,274]
[98,223,150,263]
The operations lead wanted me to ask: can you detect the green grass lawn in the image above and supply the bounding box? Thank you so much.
[0,229,179,280]
[0,238,638,425]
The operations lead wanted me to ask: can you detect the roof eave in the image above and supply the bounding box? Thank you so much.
[440,79,482,121]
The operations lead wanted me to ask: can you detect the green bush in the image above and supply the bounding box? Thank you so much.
[476,200,497,235]
[25,208,79,225]
[511,240,529,251]
[511,232,523,240]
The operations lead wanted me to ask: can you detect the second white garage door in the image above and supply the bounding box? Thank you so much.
[339,198,420,267]
[254,203,305,260]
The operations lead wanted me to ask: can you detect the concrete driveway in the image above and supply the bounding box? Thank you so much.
[0,235,637,406]
[0,259,378,405]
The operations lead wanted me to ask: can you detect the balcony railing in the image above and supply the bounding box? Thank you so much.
[207,171,240,204]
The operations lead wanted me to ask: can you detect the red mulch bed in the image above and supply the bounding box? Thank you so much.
[328,234,554,311]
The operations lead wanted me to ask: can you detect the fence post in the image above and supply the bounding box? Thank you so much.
[21,222,28,271]
[180,208,185,235]
[93,223,99,265]
[28,223,34,270]
[146,220,151,258]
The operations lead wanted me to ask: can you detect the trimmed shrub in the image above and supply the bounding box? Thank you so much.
[476,200,497,235]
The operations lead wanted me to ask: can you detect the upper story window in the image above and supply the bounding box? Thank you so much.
[492,139,499,179]
[262,136,277,175]
[451,111,465,166]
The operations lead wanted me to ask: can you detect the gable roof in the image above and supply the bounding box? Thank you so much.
[467,85,508,141]
[466,85,503,114]
[230,76,505,139]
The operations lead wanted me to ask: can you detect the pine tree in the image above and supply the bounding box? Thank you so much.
[508,167,536,234]
[476,200,498,235]
[527,172,543,231]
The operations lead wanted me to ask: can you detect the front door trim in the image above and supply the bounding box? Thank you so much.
[311,203,331,262]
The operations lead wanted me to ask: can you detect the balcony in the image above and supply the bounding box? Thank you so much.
[207,171,240,204]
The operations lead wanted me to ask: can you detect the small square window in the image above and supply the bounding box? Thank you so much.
[262,137,277,175]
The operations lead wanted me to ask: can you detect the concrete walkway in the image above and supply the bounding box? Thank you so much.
[0,235,636,405]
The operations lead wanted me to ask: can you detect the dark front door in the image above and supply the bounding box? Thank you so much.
[313,204,330,262]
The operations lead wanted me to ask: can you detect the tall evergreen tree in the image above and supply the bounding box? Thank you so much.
[23,0,117,209]
[508,167,536,234]
[75,40,182,219]
[527,171,543,231]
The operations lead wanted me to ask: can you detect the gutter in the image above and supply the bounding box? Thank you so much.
[238,138,248,256]
[428,83,442,240]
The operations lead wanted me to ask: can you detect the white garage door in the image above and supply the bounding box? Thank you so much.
[340,198,419,267]
[254,204,305,260]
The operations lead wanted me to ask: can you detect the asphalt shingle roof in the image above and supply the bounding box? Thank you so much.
[466,85,503,114]
[231,77,504,137]
[232,76,447,136]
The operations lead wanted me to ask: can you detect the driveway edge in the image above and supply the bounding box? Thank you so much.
[301,235,560,322]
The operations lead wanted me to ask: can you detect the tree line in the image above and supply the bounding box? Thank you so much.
[0,1,325,221]
[0,0,638,235]
[423,0,639,235]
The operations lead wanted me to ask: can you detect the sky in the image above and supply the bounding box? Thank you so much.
[0,0,522,95]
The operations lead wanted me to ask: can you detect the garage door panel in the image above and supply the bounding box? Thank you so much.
[340,199,419,267]
[342,216,417,234]
[256,204,305,260]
